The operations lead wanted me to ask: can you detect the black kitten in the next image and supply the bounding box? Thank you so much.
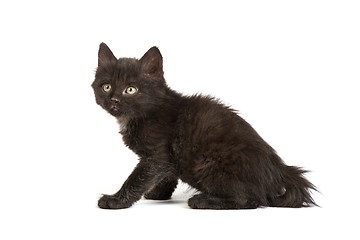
[92,43,317,209]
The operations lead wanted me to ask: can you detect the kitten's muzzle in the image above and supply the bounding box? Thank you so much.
[109,97,121,113]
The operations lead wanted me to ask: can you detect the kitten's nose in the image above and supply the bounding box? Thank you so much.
[111,97,120,104]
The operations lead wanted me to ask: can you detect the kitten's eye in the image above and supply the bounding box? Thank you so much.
[125,86,138,95]
[102,84,112,92]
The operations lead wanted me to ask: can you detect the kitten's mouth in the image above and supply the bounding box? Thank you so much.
[108,104,121,115]
[111,105,119,111]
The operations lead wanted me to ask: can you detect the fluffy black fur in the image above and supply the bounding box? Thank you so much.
[92,43,317,209]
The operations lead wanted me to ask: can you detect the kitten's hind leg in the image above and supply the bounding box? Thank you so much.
[188,193,259,210]
[144,176,178,200]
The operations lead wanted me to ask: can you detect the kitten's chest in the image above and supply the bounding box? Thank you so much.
[117,117,130,134]
[120,119,168,157]
[121,125,144,155]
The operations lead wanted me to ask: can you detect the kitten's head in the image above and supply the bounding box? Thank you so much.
[92,43,168,118]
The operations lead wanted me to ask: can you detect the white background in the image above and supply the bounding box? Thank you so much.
[1,0,359,239]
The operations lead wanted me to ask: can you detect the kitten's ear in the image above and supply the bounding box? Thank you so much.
[98,43,116,66]
[140,47,163,77]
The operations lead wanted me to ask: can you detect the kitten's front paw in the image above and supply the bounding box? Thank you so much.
[98,195,132,209]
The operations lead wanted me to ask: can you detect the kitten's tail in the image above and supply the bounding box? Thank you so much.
[271,165,318,208]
